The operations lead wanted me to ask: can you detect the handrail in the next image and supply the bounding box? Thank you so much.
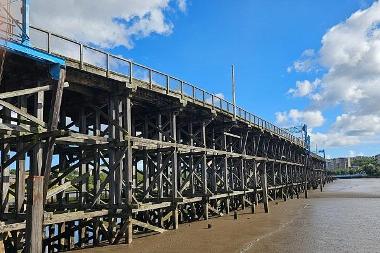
[27,25,305,147]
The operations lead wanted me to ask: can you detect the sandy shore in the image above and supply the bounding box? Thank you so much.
[78,195,314,253]
[77,179,380,253]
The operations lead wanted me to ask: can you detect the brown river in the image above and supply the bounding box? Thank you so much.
[251,178,380,253]
[80,178,380,253]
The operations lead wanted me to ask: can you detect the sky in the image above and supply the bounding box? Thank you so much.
[29,0,380,158]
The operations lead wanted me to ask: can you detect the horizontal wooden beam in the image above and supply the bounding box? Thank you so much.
[0,83,69,100]
[131,219,166,233]
[0,99,47,127]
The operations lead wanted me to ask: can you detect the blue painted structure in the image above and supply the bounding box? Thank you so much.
[0,39,65,80]
[22,0,30,45]
[0,0,65,79]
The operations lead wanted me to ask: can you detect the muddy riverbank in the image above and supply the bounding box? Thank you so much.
[78,179,380,253]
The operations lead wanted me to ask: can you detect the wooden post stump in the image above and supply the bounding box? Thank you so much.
[25,176,44,253]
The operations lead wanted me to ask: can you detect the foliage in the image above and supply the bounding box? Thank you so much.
[332,157,380,176]
[351,157,377,167]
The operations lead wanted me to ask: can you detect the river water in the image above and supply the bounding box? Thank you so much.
[252,178,380,253]
[80,179,380,253]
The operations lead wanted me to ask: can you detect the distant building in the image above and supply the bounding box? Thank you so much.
[326,157,351,170]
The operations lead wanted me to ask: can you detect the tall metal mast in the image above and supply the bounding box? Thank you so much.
[22,0,30,44]
[232,64,236,118]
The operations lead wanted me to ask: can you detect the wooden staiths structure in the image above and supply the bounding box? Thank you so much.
[0,3,329,252]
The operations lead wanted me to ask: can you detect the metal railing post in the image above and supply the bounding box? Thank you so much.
[166,75,170,94]
[180,81,184,99]
[149,70,153,89]
[80,44,84,69]
[47,32,51,53]
[129,61,133,84]
[106,53,110,77]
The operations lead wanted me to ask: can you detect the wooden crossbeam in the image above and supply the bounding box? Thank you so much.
[208,204,223,216]
[49,153,95,188]
[87,104,128,136]
[0,99,47,127]
[141,150,173,199]
[0,83,69,100]
[0,142,36,170]
[244,198,253,206]
[0,122,38,134]
[131,219,166,233]
[46,172,90,199]
[112,218,132,244]
[91,146,128,206]
[161,210,173,222]
[0,130,68,145]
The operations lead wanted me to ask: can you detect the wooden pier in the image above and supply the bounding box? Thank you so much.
[0,26,329,252]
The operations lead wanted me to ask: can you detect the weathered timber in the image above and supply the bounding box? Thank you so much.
[0,31,330,252]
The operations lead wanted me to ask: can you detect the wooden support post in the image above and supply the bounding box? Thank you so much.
[25,176,44,253]
[172,205,179,230]
[272,162,276,200]
[57,112,66,209]
[93,218,100,246]
[108,96,116,206]
[42,69,66,201]
[157,114,163,199]
[116,96,123,205]
[253,160,258,207]
[143,117,149,195]
[224,157,230,214]
[211,129,217,192]
[79,107,87,206]
[171,113,179,228]
[0,106,10,217]
[201,121,208,196]
[211,157,217,192]
[68,221,75,250]
[204,200,209,220]
[284,164,289,199]
[251,195,256,213]
[94,111,101,205]
[279,164,286,202]
[31,91,44,177]
[304,166,308,199]
[171,113,178,200]
[15,97,27,216]
[124,96,133,244]
[296,166,300,199]
[189,122,195,195]
[222,132,230,214]
[58,222,66,251]
[260,162,269,213]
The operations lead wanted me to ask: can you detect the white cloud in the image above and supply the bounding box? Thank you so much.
[177,0,187,12]
[30,0,187,49]
[333,114,380,136]
[288,79,320,97]
[308,113,380,148]
[310,131,360,147]
[348,150,365,157]
[275,109,325,128]
[287,49,318,73]
[285,1,380,149]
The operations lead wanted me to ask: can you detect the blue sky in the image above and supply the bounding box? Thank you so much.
[32,0,380,158]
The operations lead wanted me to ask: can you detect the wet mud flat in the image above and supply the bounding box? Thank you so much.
[78,179,380,253]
